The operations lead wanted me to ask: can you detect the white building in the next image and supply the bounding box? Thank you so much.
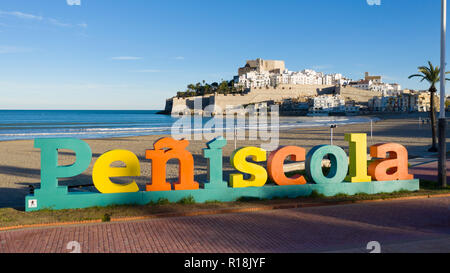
[310,95,346,112]
[349,80,373,90]
[237,71,271,88]
[349,79,402,96]
[235,67,350,89]
[371,83,402,96]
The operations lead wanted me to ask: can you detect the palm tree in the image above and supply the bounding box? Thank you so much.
[408,61,450,152]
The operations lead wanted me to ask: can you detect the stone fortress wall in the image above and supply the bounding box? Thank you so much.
[165,84,384,115]
[166,84,338,114]
[336,85,382,105]
[211,84,335,111]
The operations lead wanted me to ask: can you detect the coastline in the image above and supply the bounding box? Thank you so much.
[0,115,448,208]
[0,110,376,142]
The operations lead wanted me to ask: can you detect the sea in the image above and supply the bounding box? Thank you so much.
[0,110,376,141]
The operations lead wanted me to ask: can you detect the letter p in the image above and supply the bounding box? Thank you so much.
[34,138,92,195]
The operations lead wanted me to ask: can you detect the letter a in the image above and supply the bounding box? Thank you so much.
[368,143,413,181]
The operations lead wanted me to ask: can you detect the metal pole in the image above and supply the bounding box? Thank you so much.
[234,126,237,150]
[370,119,373,141]
[330,124,336,145]
[331,127,333,145]
[439,0,447,187]
[441,0,447,121]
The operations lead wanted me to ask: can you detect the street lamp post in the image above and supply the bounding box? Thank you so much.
[439,0,447,187]
[370,119,373,141]
[330,124,337,145]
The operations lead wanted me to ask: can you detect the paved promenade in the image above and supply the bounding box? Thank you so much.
[409,158,450,184]
[0,196,449,253]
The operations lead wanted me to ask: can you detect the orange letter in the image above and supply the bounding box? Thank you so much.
[368,143,413,181]
[145,137,199,191]
[267,146,306,186]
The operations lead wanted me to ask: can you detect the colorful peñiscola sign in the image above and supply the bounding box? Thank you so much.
[25,133,419,211]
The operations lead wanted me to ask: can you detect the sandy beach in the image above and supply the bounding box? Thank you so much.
[0,115,448,208]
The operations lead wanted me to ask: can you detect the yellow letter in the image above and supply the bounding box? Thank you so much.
[345,133,371,183]
[92,150,140,193]
[229,147,268,188]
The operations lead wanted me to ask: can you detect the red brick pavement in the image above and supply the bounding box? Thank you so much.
[0,197,449,253]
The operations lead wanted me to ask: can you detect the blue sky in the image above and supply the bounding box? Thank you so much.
[0,0,448,110]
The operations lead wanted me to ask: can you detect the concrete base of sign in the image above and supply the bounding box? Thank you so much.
[25,179,420,211]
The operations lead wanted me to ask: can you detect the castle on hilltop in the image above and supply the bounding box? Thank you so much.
[162,59,402,116]
[238,58,285,76]
[234,58,349,88]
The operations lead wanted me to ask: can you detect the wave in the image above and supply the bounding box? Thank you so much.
[0,114,377,141]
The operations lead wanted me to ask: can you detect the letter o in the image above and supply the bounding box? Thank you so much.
[306,145,348,184]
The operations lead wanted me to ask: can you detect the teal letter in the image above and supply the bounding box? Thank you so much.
[34,138,92,196]
[202,137,228,189]
[306,145,348,184]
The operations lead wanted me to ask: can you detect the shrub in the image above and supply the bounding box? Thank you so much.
[309,190,325,199]
[177,195,196,204]
[237,196,261,202]
[157,198,170,205]
[102,213,111,222]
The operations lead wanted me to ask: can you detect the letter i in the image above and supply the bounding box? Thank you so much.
[202,137,228,189]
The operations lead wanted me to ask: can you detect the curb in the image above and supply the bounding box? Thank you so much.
[1,193,450,232]
[0,219,102,232]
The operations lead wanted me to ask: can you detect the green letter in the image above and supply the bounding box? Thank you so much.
[306,145,348,184]
[34,138,92,196]
[202,137,228,189]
